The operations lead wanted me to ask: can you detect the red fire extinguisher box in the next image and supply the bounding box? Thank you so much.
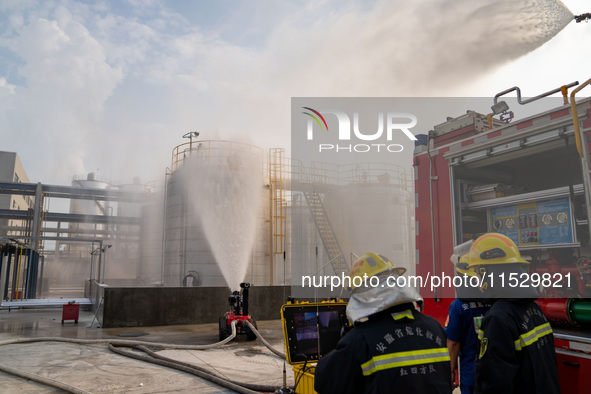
[62,302,79,324]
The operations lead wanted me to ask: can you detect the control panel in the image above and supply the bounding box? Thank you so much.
[489,197,575,248]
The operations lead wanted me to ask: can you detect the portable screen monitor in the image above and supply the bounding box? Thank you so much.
[281,301,349,365]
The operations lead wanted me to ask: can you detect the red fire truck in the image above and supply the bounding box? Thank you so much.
[414,77,591,393]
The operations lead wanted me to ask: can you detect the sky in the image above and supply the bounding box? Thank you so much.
[0,0,590,187]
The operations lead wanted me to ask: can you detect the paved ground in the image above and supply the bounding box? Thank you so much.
[0,307,462,393]
[0,307,291,393]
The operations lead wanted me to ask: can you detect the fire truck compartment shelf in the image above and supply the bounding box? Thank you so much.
[446,123,577,166]
[463,184,584,210]
[555,329,591,345]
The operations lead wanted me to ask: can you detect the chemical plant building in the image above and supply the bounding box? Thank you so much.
[0,151,34,238]
[0,141,414,324]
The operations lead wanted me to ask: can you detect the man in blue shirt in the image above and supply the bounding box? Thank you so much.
[445,298,490,394]
[445,247,490,394]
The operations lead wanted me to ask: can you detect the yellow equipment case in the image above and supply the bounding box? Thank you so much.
[280,300,349,394]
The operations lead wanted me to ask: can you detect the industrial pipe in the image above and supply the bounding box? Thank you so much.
[493,81,579,105]
[14,246,23,301]
[570,76,591,158]
[427,130,439,301]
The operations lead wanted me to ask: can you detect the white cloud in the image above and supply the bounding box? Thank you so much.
[0,0,586,186]
[1,5,123,183]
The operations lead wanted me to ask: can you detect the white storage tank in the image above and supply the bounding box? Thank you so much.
[163,140,269,289]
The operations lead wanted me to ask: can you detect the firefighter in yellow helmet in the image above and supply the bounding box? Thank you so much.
[314,252,452,394]
[467,233,560,394]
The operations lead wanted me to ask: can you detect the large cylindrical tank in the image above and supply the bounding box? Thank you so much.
[118,177,144,217]
[110,179,144,280]
[49,172,111,288]
[163,140,268,288]
[69,172,111,232]
[139,191,164,285]
[289,195,330,279]
[337,181,415,275]
[289,163,415,279]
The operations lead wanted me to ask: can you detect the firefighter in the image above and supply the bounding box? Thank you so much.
[466,233,560,394]
[445,249,491,394]
[314,252,452,394]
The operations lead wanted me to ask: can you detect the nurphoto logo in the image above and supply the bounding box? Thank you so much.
[302,107,418,153]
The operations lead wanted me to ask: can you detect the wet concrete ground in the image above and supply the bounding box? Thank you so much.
[0,307,291,393]
[0,307,462,393]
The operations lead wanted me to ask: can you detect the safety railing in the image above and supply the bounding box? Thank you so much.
[170,140,264,173]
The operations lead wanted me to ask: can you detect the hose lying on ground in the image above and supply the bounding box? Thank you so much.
[245,321,286,360]
[108,344,259,394]
[0,362,91,394]
[0,321,238,393]
[109,344,286,393]
[0,320,239,350]
[0,320,293,393]
[139,344,284,392]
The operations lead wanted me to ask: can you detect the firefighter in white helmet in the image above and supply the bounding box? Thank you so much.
[467,233,560,394]
[314,252,452,394]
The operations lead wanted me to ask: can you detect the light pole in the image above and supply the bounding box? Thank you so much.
[102,244,112,284]
[182,131,200,154]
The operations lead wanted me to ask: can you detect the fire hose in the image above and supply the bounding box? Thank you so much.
[245,320,286,359]
[0,320,290,393]
[0,319,240,350]
[108,344,280,392]
[0,362,90,394]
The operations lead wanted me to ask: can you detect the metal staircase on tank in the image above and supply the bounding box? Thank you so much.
[298,163,349,277]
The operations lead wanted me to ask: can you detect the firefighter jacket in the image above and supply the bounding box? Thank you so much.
[474,299,560,394]
[314,303,452,394]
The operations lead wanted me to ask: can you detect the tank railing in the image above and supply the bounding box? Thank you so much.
[292,161,409,188]
[337,162,411,190]
[309,162,339,185]
[170,140,264,173]
[274,157,410,191]
[71,173,112,184]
